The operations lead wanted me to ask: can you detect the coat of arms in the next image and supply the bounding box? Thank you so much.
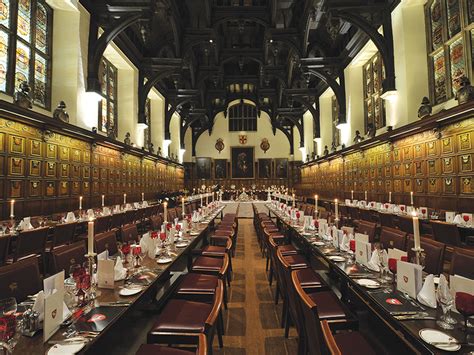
[239,134,247,145]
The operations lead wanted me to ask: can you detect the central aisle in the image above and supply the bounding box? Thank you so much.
[214,217,298,354]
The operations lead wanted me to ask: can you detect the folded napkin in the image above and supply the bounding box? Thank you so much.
[19,217,34,231]
[417,274,437,308]
[87,209,94,219]
[367,250,381,272]
[126,203,132,210]
[140,233,155,258]
[102,207,111,216]
[453,214,463,224]
[65,212,76,222]
[340,233,350,251]
[97,250,109,260]
[114,257,127,281]
[133,202,140,209]
[143,201,149,207]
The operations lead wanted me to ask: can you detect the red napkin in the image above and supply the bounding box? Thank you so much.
[388,258,397,273]
[349,239,355,252]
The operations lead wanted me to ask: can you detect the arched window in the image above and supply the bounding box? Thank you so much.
[425,0,473,104]
[98,57,117,137]
[331,96,341,148]
[363,52,385,132]
[144,98,151,149]
[0,0,53,108]
[228,102,257,131]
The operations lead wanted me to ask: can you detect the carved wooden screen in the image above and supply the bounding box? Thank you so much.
[363,52,385,132]
[98,57,118,137]
[331,96,341,148]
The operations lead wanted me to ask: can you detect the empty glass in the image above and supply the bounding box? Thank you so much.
[437,286,455,330]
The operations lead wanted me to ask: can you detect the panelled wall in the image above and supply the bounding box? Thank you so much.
[297,104,474,212]
[0,107,184,220]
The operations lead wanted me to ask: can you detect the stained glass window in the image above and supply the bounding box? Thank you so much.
[426,0,473,104]
[0,0,51,107]
[98,58,118,137]
[144,98,151,149]
[363,52,385,132]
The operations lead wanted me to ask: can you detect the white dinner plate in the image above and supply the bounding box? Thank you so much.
[419,328,461,352]
[312,241,325,246]
[176,242,188,248]
[48,342,86,355]
[356,279,381,289]
[190,232,200,236]
[119,287,143,296]
[328,256,346,262]
[157,257,173,264]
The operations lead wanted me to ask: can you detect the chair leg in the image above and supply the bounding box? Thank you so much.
[223,281,228,309]
[219,309,225,335]
[274,282,280,305]
[284,307,291,338]
[281,298,287,328]
[265,253,270,271]
[216,320,224,348]
[268,264,274,286]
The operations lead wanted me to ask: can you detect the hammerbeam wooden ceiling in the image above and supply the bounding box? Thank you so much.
[81,0,399,155]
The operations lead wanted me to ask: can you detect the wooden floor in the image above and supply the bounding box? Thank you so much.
[213,218,298,354]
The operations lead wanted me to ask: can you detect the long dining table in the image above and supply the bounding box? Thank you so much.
[12,205,225,355]
[266,203,474,355]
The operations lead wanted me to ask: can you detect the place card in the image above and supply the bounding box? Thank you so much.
[342,226,354,235]
[462,213,473,225]
[450,274,474,295]
[43,271,65,296]
[43,287,64,342]
[354,233,369,243]
[445,211,455,223]
[355,240,371,266]
[419,207,428,219]
[97,259,115,289]
[396,261,423,299]
[388,248,407,260]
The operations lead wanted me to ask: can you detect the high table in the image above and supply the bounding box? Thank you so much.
[12,205,225,355]
[267,204,474,355]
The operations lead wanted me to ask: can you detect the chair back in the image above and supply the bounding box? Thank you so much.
[95,229,118,256]
[168,208,177,222]
[398,215,415,235]
[347,206,360,221]
[431,220,462,247]
[407,235,445,275]
[450,248,474,279]
[359,208,374,223]
[150,215,163,231]
[120,224,139,244]
[14,227,49,261]
[356,221,377,243]
[94,215,111,234]
[124,210,136,225]
[291,270,324,355]
[51,222,77,248]
[0,257,42,302]
[110,212,124,229]
[380,227,407,250]
[379,212,394,228]
[51,241,87,276]
[0,235,11,266]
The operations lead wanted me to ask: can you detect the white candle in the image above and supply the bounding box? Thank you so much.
[389,191,392,203]
[142,192,144,202]
[79,196,83,210]
[87,220,94,255]
[182,197,185,214]
[364,191,367,201]
[200,194,203,206]
[101,194,105,207]
[206,192,209,205]
[412,211,421,250]
[10,200,15,218]
[351,190,354,200]
[292,193,295,207]
[123,193,127,204]
[410,191,414,205]
[164,202,168,222]
[334,199,339,220]
[315,195,318,215]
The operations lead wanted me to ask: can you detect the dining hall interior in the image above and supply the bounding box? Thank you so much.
[0,0,473,354]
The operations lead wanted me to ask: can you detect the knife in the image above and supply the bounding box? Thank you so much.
[394,315,436,321]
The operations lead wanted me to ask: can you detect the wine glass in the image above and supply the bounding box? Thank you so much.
[437,285,455,330]
[388,258,398,290]
[0,297,19,354]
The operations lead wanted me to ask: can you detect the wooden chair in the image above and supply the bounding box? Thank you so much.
[320,320,376,355]
[407,235,445,275]
[397,215,415,235]
[150,215,163,231]
[0,235,11,266]
[379,227,407,250]
[0,257,42,302]
[95,229,119,256]
[120,224,139,244]
[94,215,111,234]
[110,212,125,229]
[10,227,49,270]
[449,248,474,279]
[356,221,377,243]
[378,212,394,228]
[51,241,87,276]
[136,333,207,355]
[50,222,77,249]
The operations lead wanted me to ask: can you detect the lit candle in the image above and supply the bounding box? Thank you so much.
[389,191,392,203]
[410,191,414,205]
[10,200,15,219]
[412,211,421,250]
[79,196,83,210]
[206,192,209,205]
[314,195,318,210]
[182,197,185,214]
[200,194,203,206]
[163,202,168,222]
[351,190,354,200]
[292,193,295,208]
[123,193,127,204]
[335,199,339,220]
[364,191,367,201]
[101,194,105,207]
[87,220,94,255]
[142,192,144,202]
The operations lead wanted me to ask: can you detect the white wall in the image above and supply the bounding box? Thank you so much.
[319,89,334,153]
[190,109,292,161]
